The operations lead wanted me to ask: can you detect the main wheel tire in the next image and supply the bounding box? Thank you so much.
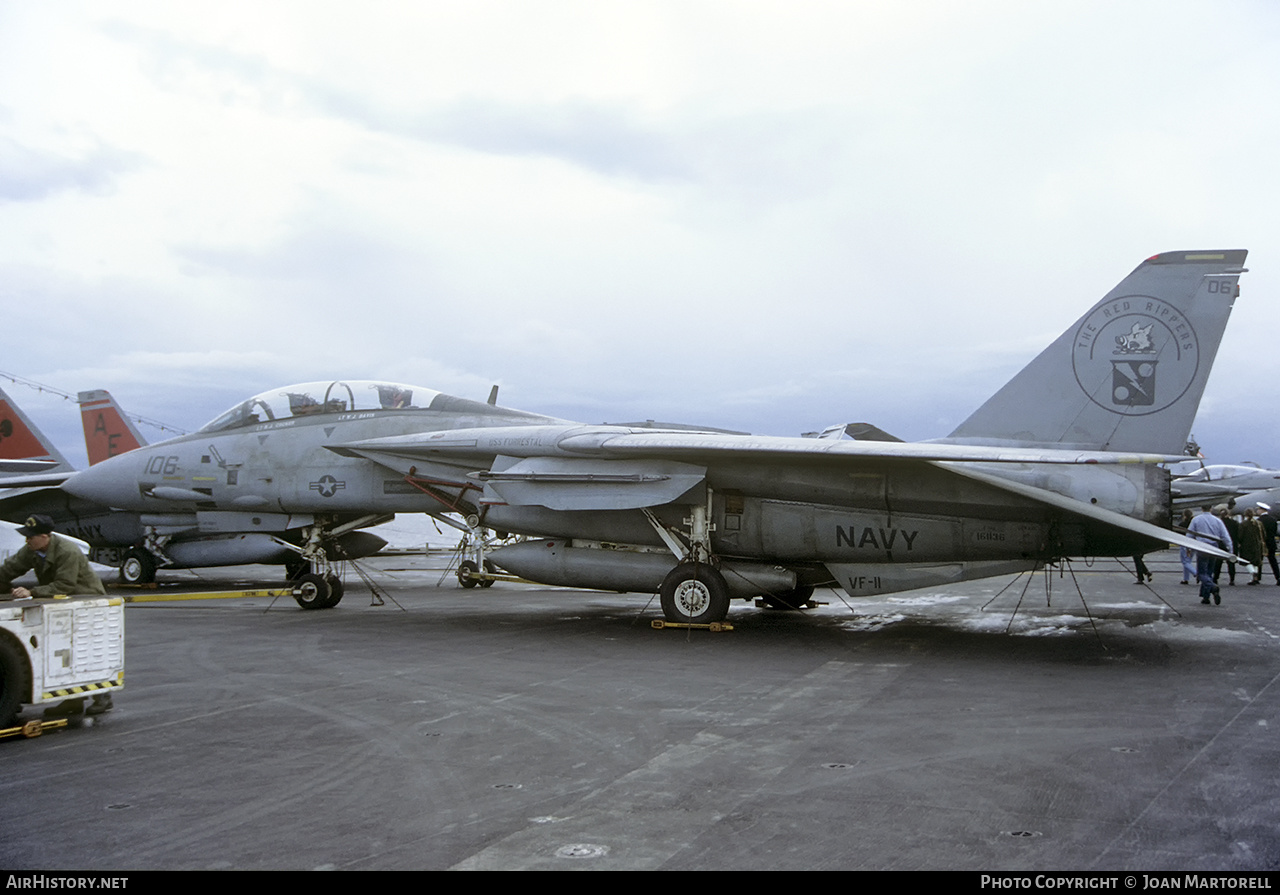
[760,585,815,610]
[660,564,731,624]
[458,560,480,589]
[322,575,345,608]
[294,573,332,610]
[478,559,497,588]
[0,638,31,729]
[120,548,157,585]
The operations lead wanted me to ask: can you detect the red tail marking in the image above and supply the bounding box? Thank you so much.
[0,398,53,459]
[81,400,144,465]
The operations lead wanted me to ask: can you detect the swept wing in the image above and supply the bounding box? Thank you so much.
[331,425,1230,559]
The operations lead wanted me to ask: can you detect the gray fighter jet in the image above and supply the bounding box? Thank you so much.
[1172,463,1280,512]
[0,388,387,591]
[55,250,1247,621]
[0,386,177,579]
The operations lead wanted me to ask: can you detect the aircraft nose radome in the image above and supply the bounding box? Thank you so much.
[62,460,128,504]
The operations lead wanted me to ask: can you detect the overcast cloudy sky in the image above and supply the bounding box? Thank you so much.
[2,1,1277,468]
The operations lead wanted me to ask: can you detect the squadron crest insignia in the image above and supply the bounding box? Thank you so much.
[1071,295,1199,416]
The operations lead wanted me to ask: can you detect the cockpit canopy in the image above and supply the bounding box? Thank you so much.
[200,380,443,433]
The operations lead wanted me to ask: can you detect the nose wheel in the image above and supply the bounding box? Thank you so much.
[119,548,157,585]
[292,572,345,609]
[458,559,498,589]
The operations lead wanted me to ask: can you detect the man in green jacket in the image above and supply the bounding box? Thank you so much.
[1,514,106,600]
[1,514,112,716]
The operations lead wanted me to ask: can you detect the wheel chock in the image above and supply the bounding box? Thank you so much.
[0,718,70,741]
[650,619,734,633]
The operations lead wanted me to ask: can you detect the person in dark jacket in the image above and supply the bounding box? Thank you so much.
[1261,508,1280,585]
[1239,509,1266,586]
[1,515,111,715]
[1179,508,1197,584]
[0,514,106,599]
[1213,505,1240,586]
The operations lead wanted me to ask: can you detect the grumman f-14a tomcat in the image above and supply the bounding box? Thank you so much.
[1171,462,1280,514]
[0,386,387,599]
[54,250,1247,622]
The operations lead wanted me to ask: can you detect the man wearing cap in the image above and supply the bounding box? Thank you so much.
[0,514,106,600]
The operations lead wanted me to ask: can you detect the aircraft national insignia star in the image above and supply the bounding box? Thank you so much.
[310,475,346,498]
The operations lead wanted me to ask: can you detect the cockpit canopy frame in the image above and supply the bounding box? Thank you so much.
[200,380,442,433]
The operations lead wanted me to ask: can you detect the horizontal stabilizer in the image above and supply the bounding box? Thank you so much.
[941,461,1237,561]
[0,470,75,489]
[811,422,903,442]
[0,385,75,472]
[0,458,57,474]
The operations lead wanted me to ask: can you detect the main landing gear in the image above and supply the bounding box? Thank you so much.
[284,516,386,610]
[659,563,730,625]
[646,494,814,625]
[645,496,737,625]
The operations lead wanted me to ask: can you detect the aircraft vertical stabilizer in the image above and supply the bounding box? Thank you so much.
[947,250,1247,454]
[0,386,75,472]
[77,389,147,465]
